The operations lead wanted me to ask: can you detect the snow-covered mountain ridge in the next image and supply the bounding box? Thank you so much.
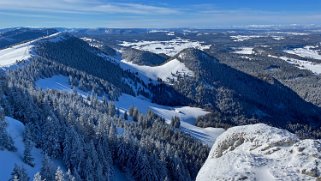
[197,124,321,181]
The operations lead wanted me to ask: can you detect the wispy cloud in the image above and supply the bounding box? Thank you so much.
[0,0,179,15]
[1,1,321,28]
[0,11,63,19]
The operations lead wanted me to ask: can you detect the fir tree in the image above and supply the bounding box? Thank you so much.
[23,139,35,167]
[171,116,181,128]
[55,167,65,181]
[0,111,16,151]
[124,111,128,120]
[40,155,55,181]
[33,172,43,181]
[10,164,29,181]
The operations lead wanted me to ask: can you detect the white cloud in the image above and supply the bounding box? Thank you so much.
[0,0,179,15]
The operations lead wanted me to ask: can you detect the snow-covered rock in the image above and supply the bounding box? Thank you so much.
[197,124,321,181]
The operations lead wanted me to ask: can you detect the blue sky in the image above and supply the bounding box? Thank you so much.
[0,0,321,28]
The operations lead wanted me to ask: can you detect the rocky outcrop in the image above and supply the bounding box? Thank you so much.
[197,124,321,181]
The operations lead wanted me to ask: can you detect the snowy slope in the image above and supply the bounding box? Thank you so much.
[0,32,60,69]
[35,75,90,97]
[0,117,52,180]
[197,124,321,181]
[116,94,224,146]
[0,41,33,68]
[35,75,224,146]
[120,58,194,83]
[120,38,211,56]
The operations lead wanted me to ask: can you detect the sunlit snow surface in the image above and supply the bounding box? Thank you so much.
[120,58,194,83]
[35,75,225,146]
[0,41,33,68]
[197,124,321,181]
[120,38,211,56]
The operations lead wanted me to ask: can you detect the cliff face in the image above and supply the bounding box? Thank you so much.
[197,124,321,181]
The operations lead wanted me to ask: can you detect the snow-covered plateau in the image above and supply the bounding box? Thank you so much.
[230,35,284,42]
[120,38,211,56]
[196,124,321,181]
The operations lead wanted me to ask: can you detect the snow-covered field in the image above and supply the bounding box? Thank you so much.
[120,38,211,56]
[233,47,255,55]
[197,124,321,181]
[35,75,224,146]
[271,36,284,40]
[230,35,263,41]
[285,45,321,60]
[120,58,194,83]
[279,56,321,74]
[230,35,283,42]
[0,117,55,180]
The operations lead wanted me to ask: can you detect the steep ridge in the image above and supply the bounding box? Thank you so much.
[196,124,321,180]
[152,48,321,138]
[34,34,147,97]
[0,28,58,49]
